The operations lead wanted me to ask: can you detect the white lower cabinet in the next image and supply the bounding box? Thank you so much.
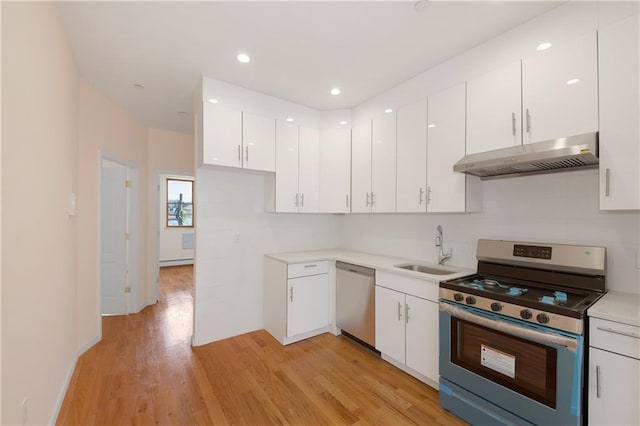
[264,258,329,345]
[588,317,640,425]
[375,271,439,387]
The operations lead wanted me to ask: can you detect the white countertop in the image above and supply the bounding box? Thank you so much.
[265,249,475,282]
[588,291,640,327]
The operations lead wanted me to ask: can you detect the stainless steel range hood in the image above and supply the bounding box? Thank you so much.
[453,132,599,179]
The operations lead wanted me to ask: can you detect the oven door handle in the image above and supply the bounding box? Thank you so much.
[440,302,579,351]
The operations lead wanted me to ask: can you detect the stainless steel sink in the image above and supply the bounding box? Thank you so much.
[394,263,456,275]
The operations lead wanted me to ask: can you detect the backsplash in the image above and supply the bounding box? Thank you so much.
[341,169,640,294]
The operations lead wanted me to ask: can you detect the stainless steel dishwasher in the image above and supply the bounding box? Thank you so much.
[336,261,375,348]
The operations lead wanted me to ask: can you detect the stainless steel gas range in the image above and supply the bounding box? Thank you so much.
[439,239,606,426]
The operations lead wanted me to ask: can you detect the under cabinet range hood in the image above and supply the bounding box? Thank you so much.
[453,132,599,179]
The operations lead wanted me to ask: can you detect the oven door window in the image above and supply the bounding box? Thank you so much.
[451,317,557,408]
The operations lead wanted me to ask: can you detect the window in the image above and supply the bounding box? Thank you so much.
[166,178,193,227]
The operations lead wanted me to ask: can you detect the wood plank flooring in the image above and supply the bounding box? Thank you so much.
[56,265,466,425]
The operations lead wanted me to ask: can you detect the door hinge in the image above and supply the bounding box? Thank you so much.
[124,286,132,294]
[125,179,132,188]
[125,232,131,241]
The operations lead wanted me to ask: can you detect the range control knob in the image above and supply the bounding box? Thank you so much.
[520,309,533,320]
[453,293,464,302]
[465,296,476,305]
[490,302,503,312]
[537,313,550,324]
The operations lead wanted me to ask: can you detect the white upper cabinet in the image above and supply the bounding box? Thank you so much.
[351,119,373,213]
[202,103,243,168]
[598,14,640,210]
[319,120,351,213]
[275,121,299,213]
[522,31,598,144]
[242,112,276,172]
[396,100,427,213]
[298,127,320,213]
[466,60,522,154]
[427,83,479,212]
[371,111,397,213]
[274,121,319,213]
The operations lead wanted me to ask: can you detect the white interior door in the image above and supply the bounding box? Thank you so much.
[101,163,127,315]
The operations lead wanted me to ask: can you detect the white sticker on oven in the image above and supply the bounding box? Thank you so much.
[481,344,516,379]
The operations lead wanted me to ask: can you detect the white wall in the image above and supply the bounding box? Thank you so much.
[342,169,640,294]
[193,168,340,345]
[1,3,79,424]
[159,174,194,264]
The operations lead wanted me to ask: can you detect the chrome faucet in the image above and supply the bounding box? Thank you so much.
[436,225,452,265]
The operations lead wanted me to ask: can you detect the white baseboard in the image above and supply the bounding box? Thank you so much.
[159,259,194,267]
[49,335,100,425]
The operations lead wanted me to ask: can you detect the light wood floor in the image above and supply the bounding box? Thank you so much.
[56,265,466,425]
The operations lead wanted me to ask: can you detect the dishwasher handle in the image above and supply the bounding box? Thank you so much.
[336,261,375,278]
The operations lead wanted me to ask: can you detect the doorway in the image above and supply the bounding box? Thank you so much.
[100,157,137,315]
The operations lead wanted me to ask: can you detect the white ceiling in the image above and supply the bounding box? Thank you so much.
[57,1,563,134]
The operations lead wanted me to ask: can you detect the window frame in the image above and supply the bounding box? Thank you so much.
[166,178,194,228]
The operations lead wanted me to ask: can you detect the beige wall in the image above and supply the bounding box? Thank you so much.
[76,80,149,347]
[1,3,79,424]
[147,128,194,300]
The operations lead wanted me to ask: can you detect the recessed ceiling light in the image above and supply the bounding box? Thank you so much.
[208,98,219,104]
[566,78,580,85]
[133,84,144,90]
[428,124,436,128]
[330,88,341,96]
[237,53,251,63]
[536,42,552,51]
[339,121,348,125]
[384,108,393,114]
[414,0,430,12]
[286,117,295,122]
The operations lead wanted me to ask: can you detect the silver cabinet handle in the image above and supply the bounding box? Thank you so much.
[397,301,402,321]
[596,326,640,339]
[419,187,425,205]
[346,194,349,209]
[371,192,376,206]
[295,193,299,207]
[596,365,601,398]
[366,192,370,207]
[427,186,432,204]
[605,168,611,197]
[290,286,294,302]
[245,146,249,162]
[526,109,531,133]
[512,112,516,135]
[301,193,304,207]
[405,303,410,324]
[238,144,242,161]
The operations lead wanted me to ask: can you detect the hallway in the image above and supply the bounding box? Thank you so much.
[57,265,464,425]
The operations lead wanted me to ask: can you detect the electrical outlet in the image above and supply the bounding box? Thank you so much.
[21,397,28,426]
[235,233,240,243]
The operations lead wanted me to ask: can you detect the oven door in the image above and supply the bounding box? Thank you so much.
[439,301,583,426]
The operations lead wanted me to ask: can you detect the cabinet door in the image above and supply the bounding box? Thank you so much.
[275,120,299,212]
[427,83,468,213]
[351,119,373,213]
[243,112,276,172]
[396,100,427,213]
[598,14,640,210]
[588,347,640,426]
[287,274,329,337]
[298,127,320,213]
[466,61,522,154]
[319,122,351,213]
[375,286,405,363]
[405,295,439,383]
[371,111,397,213]
[202,103,242,168]
[522,31,598,144]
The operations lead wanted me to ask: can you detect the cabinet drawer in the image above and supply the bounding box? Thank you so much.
[288,261,329,279]
[590,317,640,360]
[376,270,438,302]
